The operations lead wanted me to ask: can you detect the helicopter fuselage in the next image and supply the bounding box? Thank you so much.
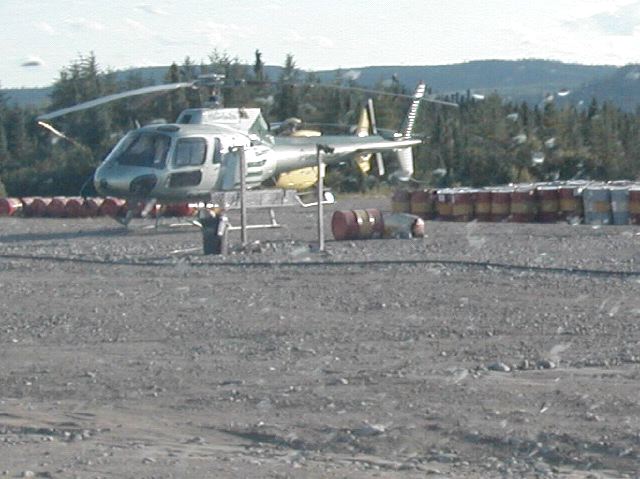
[94,119,419,202]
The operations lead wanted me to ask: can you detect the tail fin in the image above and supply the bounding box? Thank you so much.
[390,82,426,181]
[354,102,374,174]
[400,82,426,139]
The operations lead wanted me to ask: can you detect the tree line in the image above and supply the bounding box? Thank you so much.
[1,51,639,197]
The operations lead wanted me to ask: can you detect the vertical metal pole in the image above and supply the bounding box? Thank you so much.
[238,146,248,246]
[316,145,325,252]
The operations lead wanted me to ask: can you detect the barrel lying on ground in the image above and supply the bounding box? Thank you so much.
[0,198,23,216]
[46,197,68,218]
[331,209,384,240]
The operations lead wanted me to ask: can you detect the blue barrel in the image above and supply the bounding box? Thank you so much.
[609,187,629,225]
[583,186,612,225]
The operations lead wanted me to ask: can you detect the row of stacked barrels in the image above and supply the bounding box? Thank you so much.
[0,197,195,218]
[392,182,640,225]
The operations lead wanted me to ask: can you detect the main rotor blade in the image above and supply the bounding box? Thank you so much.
[37,82,195,121]
[302,83,459,108]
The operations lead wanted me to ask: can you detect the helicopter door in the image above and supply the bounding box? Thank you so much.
[199,137,222,192]
[220,147,240,191]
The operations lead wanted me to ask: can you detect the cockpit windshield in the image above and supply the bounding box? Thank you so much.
[114,131,171,169]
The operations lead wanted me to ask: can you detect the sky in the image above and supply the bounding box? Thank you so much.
[2,0,640,88]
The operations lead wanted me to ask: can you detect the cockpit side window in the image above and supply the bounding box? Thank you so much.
[213,138,222,164]
[173,137,207,168]
[116,132,170,169]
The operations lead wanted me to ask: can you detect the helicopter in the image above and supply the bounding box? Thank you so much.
[36,77,449,220]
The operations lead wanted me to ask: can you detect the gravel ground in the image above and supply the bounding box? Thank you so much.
[0,196,639,478]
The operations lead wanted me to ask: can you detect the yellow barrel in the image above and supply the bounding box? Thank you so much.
[436,189,453,221]
[451,189,474,222]
[629,186,640,224]
[391,190,411,213]
[410,190,435,219]
[475,190,492,221]
[509,188,536,222]
[490,188,512,222]
[536,186,560,223]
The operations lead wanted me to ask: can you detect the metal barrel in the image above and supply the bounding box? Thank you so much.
[19,197,37,217]
[0,198,23,216]
[391,190,411,213]
[99,197,126,217]
[164,203,196,217]
[509,187,536,222]
[410,190,435,219]
[629,186,640,224]
[609,186,630,225]
[30,197,51,217]
[436,189,453,221]
[382,213,425,238]
[83,197,104,217]
[536,185,560,223]
[583,186,612,225]
[64,197,86,218]
[353,209,384,239]
[332,209,384,240]
[474,190,492,221]
[331,210,359,240]
[558,185,583,222]
[490,188,512,222]
[46,197,68,218]
[450,189,475,222]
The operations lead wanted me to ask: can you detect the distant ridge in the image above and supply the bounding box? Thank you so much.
[2,59,629,110]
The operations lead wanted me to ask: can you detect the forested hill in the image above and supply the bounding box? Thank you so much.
[2,59,619,108]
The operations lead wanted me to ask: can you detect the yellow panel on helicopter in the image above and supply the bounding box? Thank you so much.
[275,164,326,190]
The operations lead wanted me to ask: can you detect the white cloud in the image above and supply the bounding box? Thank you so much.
[65,17,106,32]
[34,21,56,35]
[136,4,169,16]
[125,18,152,36]
[285,31,334,49]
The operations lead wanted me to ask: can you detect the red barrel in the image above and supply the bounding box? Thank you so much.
[0,198,23,216]
[83,197,104,217]
[332,210,358,240]
[490,189,511,222]
[164,203,195,217]
[20,197,37,217]
[475,190,492,221]
[29,197,51,217]
[558,186,583,221]
[435,189,453,221]
[451,190,474,222]
[64,197,86,218]
[536,186,560,223]
[391,190,411,213]
[509,188,537,222]
[629,187,640,224]
[46,197,68,217]
[99,197,126,217]
[332,209,384,240]
[410,190,435,219]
